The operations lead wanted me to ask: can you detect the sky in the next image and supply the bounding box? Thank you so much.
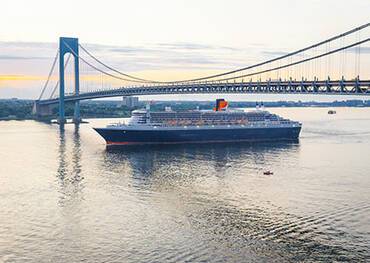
[0,0,369,100]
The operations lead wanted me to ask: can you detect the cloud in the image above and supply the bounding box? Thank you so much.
[261,51,289,57]
[108,47,154,53]
[347,46,370,54]
[0,41,55,48]
[97,42,241,53]
[0,55,51,60]
[258,45,370,62]
[155,42,239,51]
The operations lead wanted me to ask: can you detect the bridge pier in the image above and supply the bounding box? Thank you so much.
[73,101,81,123]
[32,102,53,120]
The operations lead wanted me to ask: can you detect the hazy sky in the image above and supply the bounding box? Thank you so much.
[0,0,369,100]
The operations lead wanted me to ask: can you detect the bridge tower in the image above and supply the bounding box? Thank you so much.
[59,37,80,123]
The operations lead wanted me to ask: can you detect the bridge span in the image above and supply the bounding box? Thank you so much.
[38,78,370,106]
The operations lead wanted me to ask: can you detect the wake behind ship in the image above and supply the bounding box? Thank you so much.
[94,99,302,146]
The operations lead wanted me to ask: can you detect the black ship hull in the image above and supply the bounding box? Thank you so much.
[94,126,301,145]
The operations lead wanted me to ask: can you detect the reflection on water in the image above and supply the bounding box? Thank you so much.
[103,141,299,181]
[100,141,369,261]
[56,124,85,207]
[99,142,304,261]
[0,109,369,262]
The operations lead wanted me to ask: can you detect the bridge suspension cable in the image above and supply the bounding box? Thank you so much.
[78,22,369,84]
[72,37,369,86]
[201,37,370,82]
[38,49,59,100]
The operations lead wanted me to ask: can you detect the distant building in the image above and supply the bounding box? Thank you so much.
[122,96,139,109]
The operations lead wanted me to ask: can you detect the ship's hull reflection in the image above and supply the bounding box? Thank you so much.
[102,140,300,183]
[105,139,300,156]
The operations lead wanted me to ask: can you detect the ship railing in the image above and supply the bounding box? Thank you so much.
[107,122,127,127]
[143,120,297,128]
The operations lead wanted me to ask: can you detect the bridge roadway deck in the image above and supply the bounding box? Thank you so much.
[38,80,370,105]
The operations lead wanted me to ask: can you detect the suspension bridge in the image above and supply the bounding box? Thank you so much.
[34,23,370,123]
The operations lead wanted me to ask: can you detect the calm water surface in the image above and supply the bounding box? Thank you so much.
[0,108,369,262]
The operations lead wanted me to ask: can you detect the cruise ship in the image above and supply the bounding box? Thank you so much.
[94,99,302,146]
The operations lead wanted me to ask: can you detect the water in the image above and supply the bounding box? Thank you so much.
[0,107,369,262]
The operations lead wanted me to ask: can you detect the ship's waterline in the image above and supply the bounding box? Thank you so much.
[95,126,301,145]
